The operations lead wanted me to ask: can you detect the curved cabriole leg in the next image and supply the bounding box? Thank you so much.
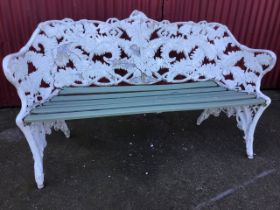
[235,105,267,159]
[17,121,47,189]
[17,119,70,189]
[197,104,268,159]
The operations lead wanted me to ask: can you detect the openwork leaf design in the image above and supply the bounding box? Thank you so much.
[4,10,276,109]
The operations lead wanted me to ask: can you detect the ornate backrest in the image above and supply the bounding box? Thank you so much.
[3,10,276,109]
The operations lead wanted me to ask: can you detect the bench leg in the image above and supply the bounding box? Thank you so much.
[17,121,46,189]
[197,104,268,159]
[17,118,70,189]
[236,105,267,159]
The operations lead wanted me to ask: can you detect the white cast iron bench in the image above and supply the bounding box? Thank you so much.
[2,11,276,189]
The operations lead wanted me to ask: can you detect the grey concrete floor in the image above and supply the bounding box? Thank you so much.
[0,91,279,210]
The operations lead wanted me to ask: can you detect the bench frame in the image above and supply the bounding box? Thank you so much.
[2,10,276,189]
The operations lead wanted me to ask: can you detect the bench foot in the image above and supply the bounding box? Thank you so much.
[37,183,45,189]
[247,154,254,159]
[35,175,45,189]
[245,135,255,160]
[247,153,255,159]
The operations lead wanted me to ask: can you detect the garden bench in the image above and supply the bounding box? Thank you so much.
[2,10,276,189]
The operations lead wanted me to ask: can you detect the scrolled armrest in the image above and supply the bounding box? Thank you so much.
[217,48,276,93]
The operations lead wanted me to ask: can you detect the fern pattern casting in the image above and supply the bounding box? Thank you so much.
[2,10,277,188]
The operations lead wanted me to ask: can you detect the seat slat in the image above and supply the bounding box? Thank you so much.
[33,94,256,114]
[33,92,255,114]
[60,81,217,95]
[51,86,226,102]
[42,90,247,108]
[25,98,265,122]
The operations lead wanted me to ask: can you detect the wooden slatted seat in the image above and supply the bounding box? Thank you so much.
[25,81,265,122]
[2,10,276,189]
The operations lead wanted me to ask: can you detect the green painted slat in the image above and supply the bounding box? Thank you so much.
[60,81,217,95]
[42,91,247,108]
[24,98,265,122]
[32,93,256,114]
[50,86,226,102]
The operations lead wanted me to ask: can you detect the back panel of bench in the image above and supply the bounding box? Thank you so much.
[4,10,276,110]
